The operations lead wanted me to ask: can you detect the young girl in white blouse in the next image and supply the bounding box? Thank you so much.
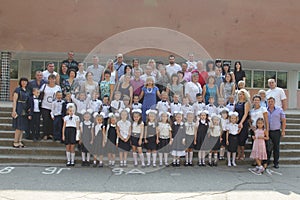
[226,111,241,167]
[219,108,229,160]
[117,108,131,167]
[184,111,197,166]
[62,104,80,167]
[156,112,172,167]
[131,109,145,167]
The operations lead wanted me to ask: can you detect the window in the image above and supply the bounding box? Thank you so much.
[265,71,276,87]
[244,70,252,87]
[277,72,287,89]
[31,61,45,79]
[253,71,264,88]
[10,60,19,79]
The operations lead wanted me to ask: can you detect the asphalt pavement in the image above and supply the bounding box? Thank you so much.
[0,164,299,200]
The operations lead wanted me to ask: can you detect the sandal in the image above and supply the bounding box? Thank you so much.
[12,143,20,148]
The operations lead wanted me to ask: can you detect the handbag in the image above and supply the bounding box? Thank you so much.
[39,84,47,101]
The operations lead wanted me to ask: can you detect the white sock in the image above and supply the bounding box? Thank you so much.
[81,152,86,162]
[202,151,206,161]
[159,153,163,164]
[139,153,145,165]
[208,153,212,163]
[220,147,225,157]
[133,152,138,165]
[146,152,151,164]
[214,153,218,163]
[232,152,236,164]
[93,160,97,164]
[185,152,189,163]
[164,153,168,164]
[152,152,157,164]
[87,153,90,162]
[71,153,75,163]
[66,151,71,162]
[198,151,201,162]
[189,152,193,163]
[227,152,231,164]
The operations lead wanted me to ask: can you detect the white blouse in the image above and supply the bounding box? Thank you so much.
[64,115,79,127]
[158,122,171,138]
[117,120,131,138]
[132,121,144,133]
[94,123,104,136]
[185,122,196,136]
[227,123,239,135]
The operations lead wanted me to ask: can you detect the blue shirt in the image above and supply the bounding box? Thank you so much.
[267,106,285,130]
[114,62,127,79]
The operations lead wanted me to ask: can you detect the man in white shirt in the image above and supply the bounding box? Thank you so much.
[42,62,59,84]
[186,53,197,71]
[165,55,181,77]
[266,78,287,110]
[87,56,104,83]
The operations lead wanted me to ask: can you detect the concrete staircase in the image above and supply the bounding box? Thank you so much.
[0,103,300,165]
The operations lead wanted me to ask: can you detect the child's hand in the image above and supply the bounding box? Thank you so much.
[138,139,142,146]
[62,136,65,141]
[194,140,196,145]
[28,116,32,120]
[90,140,93,144]
[144,139,148,144]
[238,123,243,129]
[169,139,173,145]
[79,140,82,145]
[220,137,223,142]
[156,139,160,144]
[252,136,256,140]
[51,117,55,120]
[226,140,229,145]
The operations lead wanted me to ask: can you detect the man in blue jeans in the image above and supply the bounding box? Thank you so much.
[266,97,286,169]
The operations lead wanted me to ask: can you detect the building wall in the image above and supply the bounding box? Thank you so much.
[0,0,300,63]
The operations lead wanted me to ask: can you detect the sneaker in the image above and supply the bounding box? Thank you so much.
[257,167,265,174]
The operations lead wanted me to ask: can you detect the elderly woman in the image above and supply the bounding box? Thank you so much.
[234,89,251,160]
[12,77,31,148]
[40,74,62,140]
[185,73,202,104]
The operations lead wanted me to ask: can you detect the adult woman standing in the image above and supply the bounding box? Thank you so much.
[102,59,118,84]
[99,70,115,101]
[185,73,202,104]
[119,65,133,82]
[40,74,61,140]
[220,73,236,103]
[12,78,31,148]
[61,69,80,96]
[233,61,246,87]
[202,75,219,105]
[166,74,183,102]
[139,77,161,122]
[59,63,69,84]
[116,74,133,104]
[81,72,99,95]
[234,89,250,160]
[222,63,235,83]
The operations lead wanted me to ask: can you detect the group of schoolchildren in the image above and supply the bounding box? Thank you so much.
[39,86,268,170]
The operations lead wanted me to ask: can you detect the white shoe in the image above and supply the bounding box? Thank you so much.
[228,162,232,167]
[232,162,237,167]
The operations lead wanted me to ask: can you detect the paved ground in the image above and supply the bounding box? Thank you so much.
[0,164,299,200]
